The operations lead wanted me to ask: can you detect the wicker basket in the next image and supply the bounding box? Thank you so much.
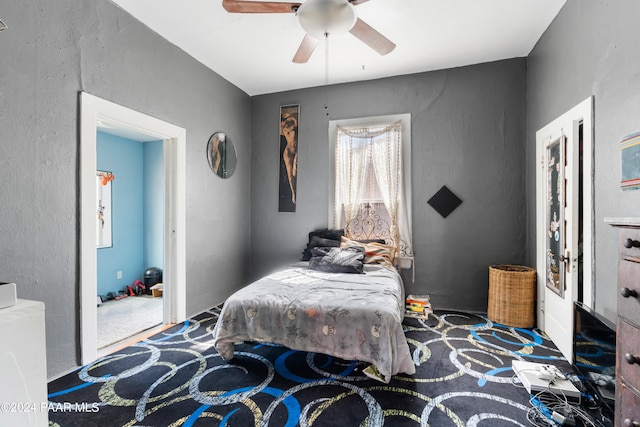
[487,265,536,328]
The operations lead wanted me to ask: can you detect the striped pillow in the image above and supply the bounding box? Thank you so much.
[340,236,396,269]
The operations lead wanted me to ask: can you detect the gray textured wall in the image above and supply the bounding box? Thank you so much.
[526,0,640,321]
[0,0,251,378]
[251,59,527,312]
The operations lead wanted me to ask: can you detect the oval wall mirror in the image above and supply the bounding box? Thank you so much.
[207,132,237,179]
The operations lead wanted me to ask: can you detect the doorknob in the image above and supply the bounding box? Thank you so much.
[626,353,640,365]
[624,238,640,249]
[559,250,575,273]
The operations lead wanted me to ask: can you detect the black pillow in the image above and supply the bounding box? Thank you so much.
[309,228,344,241]
[308,246,364,274]
[300,229,344,261]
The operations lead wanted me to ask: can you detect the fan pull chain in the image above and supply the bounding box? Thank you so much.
[324,32,329,116]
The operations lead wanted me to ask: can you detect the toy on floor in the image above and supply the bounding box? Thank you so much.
[126,280,146,296]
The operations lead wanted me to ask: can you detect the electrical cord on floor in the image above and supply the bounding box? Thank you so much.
[528,387,608,427]
[510,371,607,427]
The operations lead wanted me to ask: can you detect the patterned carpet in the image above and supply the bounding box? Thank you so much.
[48,305,578,426]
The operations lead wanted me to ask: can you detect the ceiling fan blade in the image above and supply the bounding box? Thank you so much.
[292,34,318,63]
[349,18,396,55]
[222,0,300,13]
[349,0,370,5]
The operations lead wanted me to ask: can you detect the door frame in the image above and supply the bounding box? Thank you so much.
[535,96,594,351]
[80,92,186,365]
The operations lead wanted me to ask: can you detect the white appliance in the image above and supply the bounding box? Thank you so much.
[0,282,17,309]
[0,299,48,426]
[512,360,580,402]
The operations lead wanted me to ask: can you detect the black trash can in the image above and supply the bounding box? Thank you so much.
[144,267,163,295]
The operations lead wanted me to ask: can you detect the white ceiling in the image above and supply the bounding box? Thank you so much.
[110,0,566,96]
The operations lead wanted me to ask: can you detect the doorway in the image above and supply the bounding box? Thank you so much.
[96,131,165,349]
[535,96,593,362]
[80,92,186,365]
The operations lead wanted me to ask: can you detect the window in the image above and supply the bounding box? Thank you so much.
[329,115,413,268]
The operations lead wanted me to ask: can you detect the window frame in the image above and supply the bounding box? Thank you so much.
[328,113,412,240]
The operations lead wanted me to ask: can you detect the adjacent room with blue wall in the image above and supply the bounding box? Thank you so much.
[96,131,164,298]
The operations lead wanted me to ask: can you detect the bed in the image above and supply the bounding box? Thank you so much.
[211,232,416,383]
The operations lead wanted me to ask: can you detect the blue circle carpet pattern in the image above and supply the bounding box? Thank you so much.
[47,306,570,426]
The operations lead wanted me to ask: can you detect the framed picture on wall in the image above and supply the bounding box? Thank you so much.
[97,170,114,248]
[621,131,640,190]
[279,104,299,212]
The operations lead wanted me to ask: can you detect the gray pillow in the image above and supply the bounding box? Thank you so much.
[300,229,345,260]
[301,235,341,261]
[309,246,364,274]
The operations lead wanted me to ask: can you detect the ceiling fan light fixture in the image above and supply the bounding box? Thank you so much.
[297,0,356,38]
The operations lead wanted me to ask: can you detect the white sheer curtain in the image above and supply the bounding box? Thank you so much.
[333,122,414,270]
[370,124,401,259]
[334,130,370,232]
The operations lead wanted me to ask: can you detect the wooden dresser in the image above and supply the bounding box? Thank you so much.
[607,218,640,427]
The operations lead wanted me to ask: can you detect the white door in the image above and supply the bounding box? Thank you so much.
[535,97,593,363]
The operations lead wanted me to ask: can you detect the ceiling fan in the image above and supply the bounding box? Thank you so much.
[222,0,396,63]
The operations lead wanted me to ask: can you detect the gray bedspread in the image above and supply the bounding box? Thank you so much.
[212,263,416,383]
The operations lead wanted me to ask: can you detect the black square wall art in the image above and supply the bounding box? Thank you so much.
[427,185,462,218]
